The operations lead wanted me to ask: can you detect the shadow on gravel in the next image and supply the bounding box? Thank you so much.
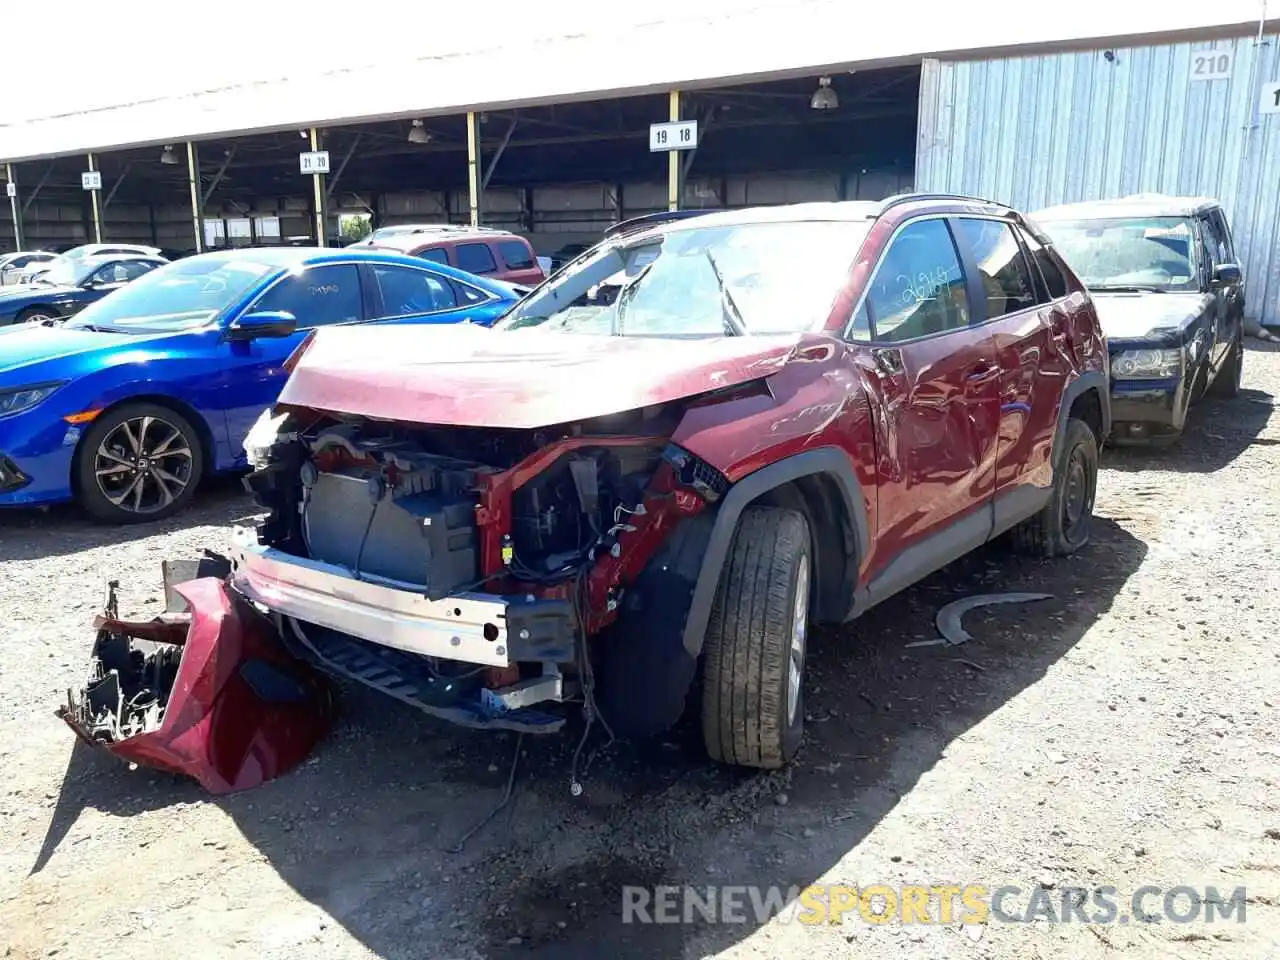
[34,517,1147,959]
[0,476,253,562]
[1103,384,1276,475]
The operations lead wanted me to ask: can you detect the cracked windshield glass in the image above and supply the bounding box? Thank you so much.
[1037,216,1199,292]
[498,219,870,336]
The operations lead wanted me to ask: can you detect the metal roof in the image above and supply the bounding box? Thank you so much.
[2,0,1275,162]
[1031,194,1225,221]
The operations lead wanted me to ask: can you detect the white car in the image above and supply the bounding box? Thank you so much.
[16,243,165,284]
[0,251,59,285]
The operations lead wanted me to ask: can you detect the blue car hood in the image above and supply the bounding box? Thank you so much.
[0,323,151,378]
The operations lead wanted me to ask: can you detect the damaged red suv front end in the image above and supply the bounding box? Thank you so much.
[228,320,810,737]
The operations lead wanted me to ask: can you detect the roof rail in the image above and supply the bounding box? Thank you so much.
[875,192,1005,215]
[603,208,719,240]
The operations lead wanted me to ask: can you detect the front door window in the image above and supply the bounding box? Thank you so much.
[252,264,363,327]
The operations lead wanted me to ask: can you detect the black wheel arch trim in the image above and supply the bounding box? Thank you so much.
[1056,370,1110,463]
[679,447,869,658]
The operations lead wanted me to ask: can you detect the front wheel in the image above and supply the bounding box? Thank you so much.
[1012,418,1099,557]
[1208,333,1243,398]
[75,402,204,524]
[700,506,812,769]
[16,307,56,325]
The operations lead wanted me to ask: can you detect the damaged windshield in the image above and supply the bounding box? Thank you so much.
[1037,216,1200,292]
[497,219,870,336]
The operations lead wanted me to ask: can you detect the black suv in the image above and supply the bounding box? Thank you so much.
[1032,194,1244,445]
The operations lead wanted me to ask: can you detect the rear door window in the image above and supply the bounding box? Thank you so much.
[371,264,458,318]
[455,242,498,275]
[497,239,534,269]
[417,247,450,265]
[252,264,363,328]
[953,218,1038,318]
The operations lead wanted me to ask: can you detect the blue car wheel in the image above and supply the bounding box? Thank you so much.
[73,401,205,523]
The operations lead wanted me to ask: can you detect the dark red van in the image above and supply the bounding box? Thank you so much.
[356,225,545,285]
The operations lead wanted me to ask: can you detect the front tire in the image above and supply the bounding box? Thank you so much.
[75,402,204,524]
[1208,332,1243,398]
[1012,418,1099,557]
[700,506,811,769]
[16,307,56,325]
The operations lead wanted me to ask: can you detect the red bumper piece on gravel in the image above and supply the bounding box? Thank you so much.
[58,577,334,794]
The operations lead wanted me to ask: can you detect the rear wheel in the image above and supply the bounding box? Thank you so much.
[700,506,811,769]
[1208,332,1244,398]
[75,402,204,524]
[1012,417,1098,557]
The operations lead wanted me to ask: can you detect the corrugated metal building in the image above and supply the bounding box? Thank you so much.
[916,27,1280,327]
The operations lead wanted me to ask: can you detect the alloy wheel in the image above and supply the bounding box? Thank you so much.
[93,415,195,515]
[787,553,810,726]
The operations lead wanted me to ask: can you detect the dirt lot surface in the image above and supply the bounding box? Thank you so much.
[3,344,1280,960]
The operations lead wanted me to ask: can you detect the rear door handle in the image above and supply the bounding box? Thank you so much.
[871,347,903,376]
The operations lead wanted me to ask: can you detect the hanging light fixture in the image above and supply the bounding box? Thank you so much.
[159,144,179,165]
[407,119,432,144]
[810,76,839,110]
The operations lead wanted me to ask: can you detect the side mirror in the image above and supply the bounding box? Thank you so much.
[227,310,298,340]
[1212,263,1242,286]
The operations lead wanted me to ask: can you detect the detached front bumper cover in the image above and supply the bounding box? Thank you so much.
[57,573,334,794]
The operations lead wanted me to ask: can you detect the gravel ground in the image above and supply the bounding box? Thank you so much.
[2,344,1279,960]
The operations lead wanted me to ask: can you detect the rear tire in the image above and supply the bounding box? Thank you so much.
[1208,332,1243,398]
[700,506,811,770]
[75,402,205,524]
[1012,418,1098,558]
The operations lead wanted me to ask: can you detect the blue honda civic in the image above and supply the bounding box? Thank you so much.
[0,247,520,522]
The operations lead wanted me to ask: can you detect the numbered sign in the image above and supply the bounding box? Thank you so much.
[649,120,698,153]
[1260,82,1280,114]
[81,171,103,191]
[1190,49,1233,82]
[5,182,15,199]
[299,151,331,175]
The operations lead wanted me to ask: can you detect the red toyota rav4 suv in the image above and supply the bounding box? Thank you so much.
[68,194,1111,791]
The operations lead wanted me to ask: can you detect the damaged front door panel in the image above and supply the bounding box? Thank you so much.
[58,577,334,794]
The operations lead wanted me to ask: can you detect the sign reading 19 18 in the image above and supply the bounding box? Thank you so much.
[649,120,698,153]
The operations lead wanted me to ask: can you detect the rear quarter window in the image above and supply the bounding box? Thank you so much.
[1016,226,1069,300]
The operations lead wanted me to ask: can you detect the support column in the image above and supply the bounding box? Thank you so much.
[186,142,205,253]
[87,153,103,243]
[309,128,327,246]
[5,163,24,250]
[466,111,481,227]
[668,91,682,212]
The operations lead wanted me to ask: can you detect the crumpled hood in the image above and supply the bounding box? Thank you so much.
[0,323,137,378]
[278,324,801,428]
[1091,292,1213,342]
